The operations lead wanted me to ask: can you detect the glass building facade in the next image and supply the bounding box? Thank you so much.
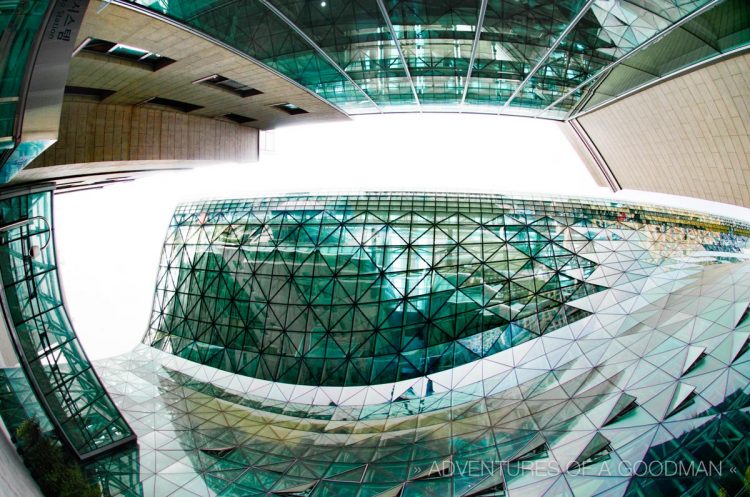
[145,194,607,387]
[0,192,741,496]
[0,1,748,494]
[125,0,750,118]
[1,192,750,496]
[0,188,135,459]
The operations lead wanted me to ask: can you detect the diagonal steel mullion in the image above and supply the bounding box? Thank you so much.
[376,0,421,107]
[539,0,723,117]
[257,0,381,112]
[501,0,596,112]
[460,0,488,106]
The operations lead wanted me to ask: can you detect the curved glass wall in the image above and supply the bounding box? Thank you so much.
[126,0,749,117]
[145,193,750,388]
[75,192,750,497]
[0,188,135,459]
[2,191,750,495]
[145,194,613,386]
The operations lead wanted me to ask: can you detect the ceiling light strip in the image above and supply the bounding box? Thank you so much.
[501,0,596,112]
[539,0,723,118]
[258,0,382,112]
[460,0,489,107]
[376,0,421,108]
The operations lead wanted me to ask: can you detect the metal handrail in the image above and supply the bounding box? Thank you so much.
[0,215,51,249]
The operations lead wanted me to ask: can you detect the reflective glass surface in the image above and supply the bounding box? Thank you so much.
[146,194,614,386]
[4,192,750,496]
[0,0,52,148]
[0,189,135,459]
[571,0,750,117]
[84,192,750,496]
[125,0,749,117]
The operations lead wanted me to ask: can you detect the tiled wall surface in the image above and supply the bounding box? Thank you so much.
[30,99,259,167]
[577,53,750,207]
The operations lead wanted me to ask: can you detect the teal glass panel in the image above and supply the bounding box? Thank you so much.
[264,0,417,107]
[145,193,750,388]
[0,0,52,145]
[573,0,750,116]
[125,0,748,117]
[465,0,587,108]
[518,0,714,113]
[0,189,135,459]
[0,367,53,435]
[84,444,143,497]
[0,139,55,184]
[383,0,479,106]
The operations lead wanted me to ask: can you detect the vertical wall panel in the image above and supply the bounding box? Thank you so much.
[31,100,259,169]
[577,53,750,208]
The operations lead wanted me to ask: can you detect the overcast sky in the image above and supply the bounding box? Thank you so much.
[53,114,750,359]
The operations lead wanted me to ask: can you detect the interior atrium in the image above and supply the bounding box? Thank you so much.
[0,1,749,497]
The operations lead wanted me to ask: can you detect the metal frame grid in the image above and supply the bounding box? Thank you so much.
[146,193,750,389]
[74,192,750,497]
[0,187,135,460]
[121,0,749,117]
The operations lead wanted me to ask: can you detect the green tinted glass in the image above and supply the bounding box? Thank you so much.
[125,0,743,117]
[0,189,135,459]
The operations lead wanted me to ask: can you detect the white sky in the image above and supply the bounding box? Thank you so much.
[53,114,750,359]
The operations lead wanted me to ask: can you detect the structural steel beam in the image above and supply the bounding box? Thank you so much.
[259,0,382,112]
[460,0,488,106]
[376,0,421,108]
[502,0,596,111]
